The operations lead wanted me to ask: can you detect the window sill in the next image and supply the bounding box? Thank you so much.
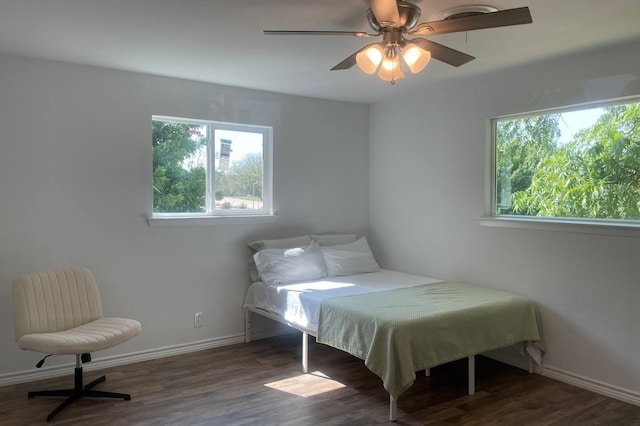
[147,213,278,227]
[479,216,640,238]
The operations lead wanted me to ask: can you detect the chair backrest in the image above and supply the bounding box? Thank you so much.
[13,268,104,340]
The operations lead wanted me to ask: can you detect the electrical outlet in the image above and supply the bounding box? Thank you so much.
[194,312,203,328]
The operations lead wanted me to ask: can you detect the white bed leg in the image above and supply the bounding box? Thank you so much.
[425,368,430,377]
[468,355,475,395]
[244,309,251,343]
[389,395,397,422]
[302,331,309,373]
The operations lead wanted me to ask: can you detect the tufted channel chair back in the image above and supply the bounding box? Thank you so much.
[13,268,104,341]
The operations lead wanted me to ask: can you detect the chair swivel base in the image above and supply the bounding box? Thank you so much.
[28,366,131,422]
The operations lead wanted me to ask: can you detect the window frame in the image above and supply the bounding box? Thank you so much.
[483,95,640,235]
[150,115,274,223]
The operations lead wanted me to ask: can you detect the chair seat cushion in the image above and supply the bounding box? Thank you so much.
[17,317,142,355]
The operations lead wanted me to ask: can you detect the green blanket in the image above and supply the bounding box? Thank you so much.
[316,281,545,400]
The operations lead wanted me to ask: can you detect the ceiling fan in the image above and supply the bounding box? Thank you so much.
[264,0,532,84]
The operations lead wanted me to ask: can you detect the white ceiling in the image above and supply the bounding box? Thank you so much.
[1,0,639,104]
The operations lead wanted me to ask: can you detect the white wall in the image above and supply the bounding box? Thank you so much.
[0,54,370,377]
[369,38,640,401]
[3,36,639,404]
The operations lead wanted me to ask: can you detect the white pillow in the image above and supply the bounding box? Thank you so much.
[321,237,380,276]
[247,235,311,281]
[248,235,311,252]
[310,233,357,246]
[253,241,326,285]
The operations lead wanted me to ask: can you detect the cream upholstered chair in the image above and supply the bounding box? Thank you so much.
[13,268,142,422]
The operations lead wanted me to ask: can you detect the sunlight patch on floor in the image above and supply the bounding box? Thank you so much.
[264,371,346,397]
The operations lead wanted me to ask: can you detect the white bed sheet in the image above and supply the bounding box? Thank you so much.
[243,269,443,332]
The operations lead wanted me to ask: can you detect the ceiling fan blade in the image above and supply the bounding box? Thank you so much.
[331,51,360,71]
[413,7,532,35]
[411,38,475,67]
[370,0,400,26]
[264,30,376,37]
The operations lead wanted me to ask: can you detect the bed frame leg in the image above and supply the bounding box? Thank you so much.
[468,355,475,395]
[425,368,430,377]
[244,309,251,343]
[389,395,397,422]
[302,331,309,373]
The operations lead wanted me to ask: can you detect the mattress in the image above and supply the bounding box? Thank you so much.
[243,269,443,331]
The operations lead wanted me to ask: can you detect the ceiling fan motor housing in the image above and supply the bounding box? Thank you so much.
[367,1,421,31]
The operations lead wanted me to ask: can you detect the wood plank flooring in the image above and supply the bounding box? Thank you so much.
[1,334,639,425]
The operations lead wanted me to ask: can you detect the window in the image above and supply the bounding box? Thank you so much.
[492,98,640,223]
[152,116,272,218]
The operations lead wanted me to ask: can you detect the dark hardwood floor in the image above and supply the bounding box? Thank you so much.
[1,334,639,425]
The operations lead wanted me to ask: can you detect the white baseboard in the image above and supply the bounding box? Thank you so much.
[0,333,245,386]
[541,365,640,406]
[483,347,640,407]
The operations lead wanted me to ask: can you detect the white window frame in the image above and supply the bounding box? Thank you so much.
[149,116,274,226]
[481,96,640,237]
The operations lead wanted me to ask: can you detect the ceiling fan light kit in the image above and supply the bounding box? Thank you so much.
[355,27,431,84]
[264,0,532,85]
[377,45,405,83]
[355,40,430,84]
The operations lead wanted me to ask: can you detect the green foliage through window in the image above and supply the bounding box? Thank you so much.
[152,117,272,216]
[152,121,207,213]
[495,100,640,220]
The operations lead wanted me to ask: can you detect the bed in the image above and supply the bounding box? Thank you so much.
[243,235,545,421]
